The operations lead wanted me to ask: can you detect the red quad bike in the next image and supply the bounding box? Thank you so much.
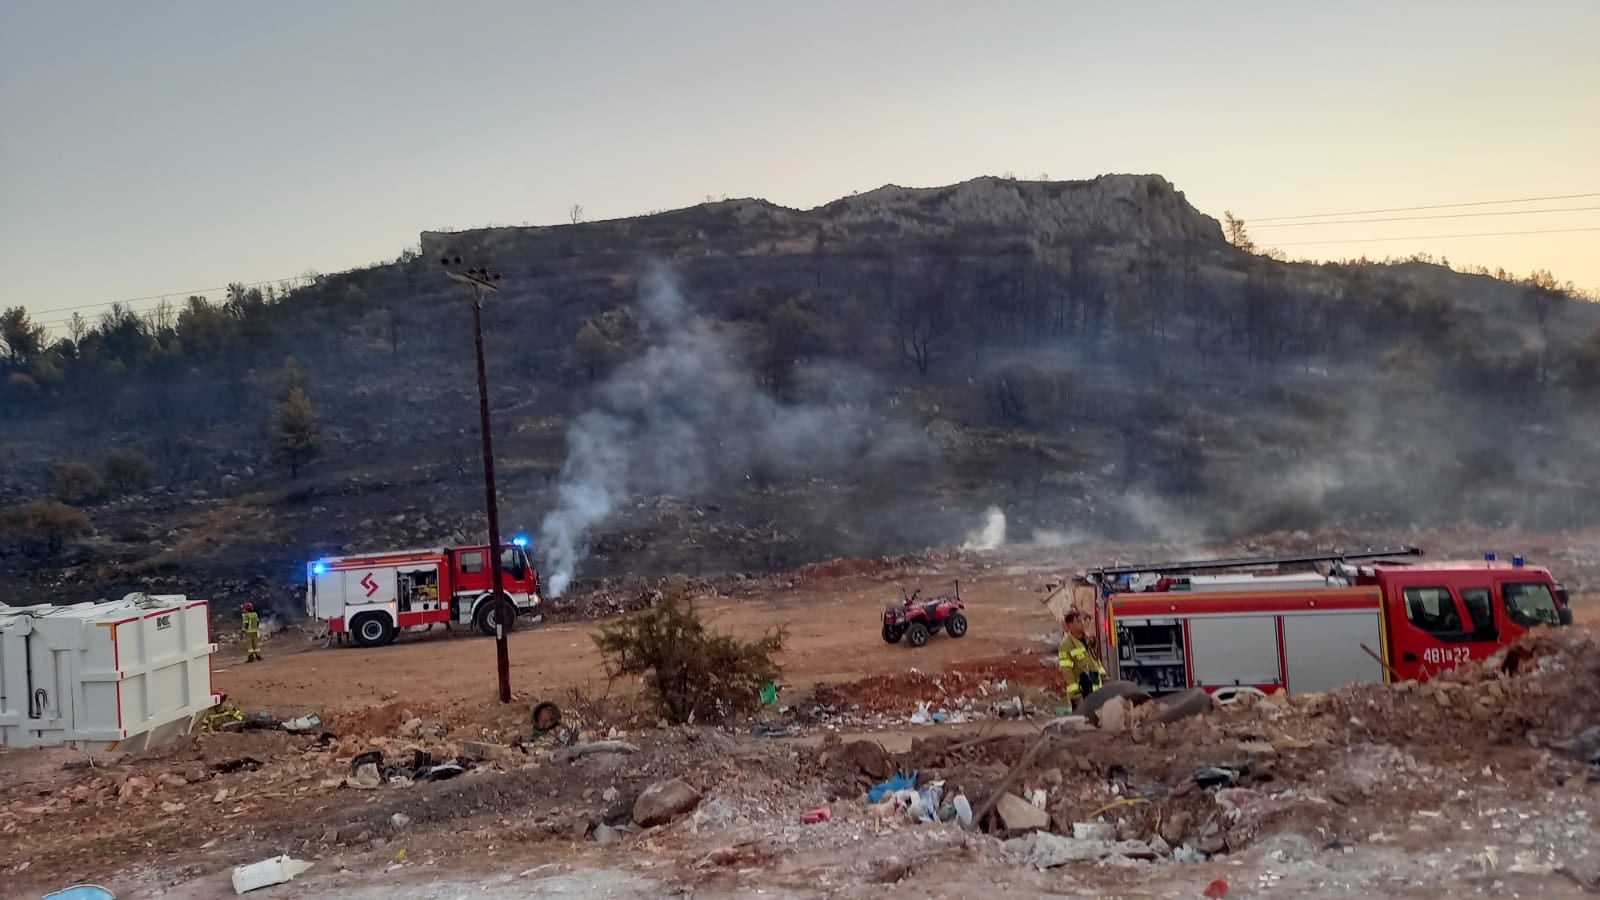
[882,581,968,648]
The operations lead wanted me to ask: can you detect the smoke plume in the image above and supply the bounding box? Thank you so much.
[538,265,927,596]
[961,506,1008,551]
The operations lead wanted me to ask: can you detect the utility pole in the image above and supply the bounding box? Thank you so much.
[441,255,514,703]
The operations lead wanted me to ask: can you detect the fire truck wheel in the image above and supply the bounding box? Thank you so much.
[945,612,968,638]
[474,597,516,637]
[906,622,930,647]
[351,614,396,648]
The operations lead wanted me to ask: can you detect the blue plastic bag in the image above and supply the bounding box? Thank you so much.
[866,769,918,803]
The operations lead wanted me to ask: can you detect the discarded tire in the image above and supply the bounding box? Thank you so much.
[1078,681,1152,722]
[1153,687,1214,724]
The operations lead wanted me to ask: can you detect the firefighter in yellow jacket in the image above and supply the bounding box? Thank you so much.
[1059,610,1105,707]
[241,602,262,662]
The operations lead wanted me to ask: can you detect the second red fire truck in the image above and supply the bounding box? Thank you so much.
[305,539,542,647]
[1075,547,1572,700]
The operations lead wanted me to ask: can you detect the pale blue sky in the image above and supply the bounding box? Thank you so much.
[2,1,1597,327]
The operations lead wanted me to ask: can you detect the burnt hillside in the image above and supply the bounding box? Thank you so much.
[3,173,1599,609]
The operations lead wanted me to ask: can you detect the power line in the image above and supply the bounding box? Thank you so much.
[1252,205,1600,228]
[1270,226,1600,247]
[29,277,302,321]
[1251,191,1600,222]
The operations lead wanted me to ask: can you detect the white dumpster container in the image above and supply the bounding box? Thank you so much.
[0,595,220,751]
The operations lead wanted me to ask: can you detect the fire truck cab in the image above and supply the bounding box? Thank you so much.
[1081,547,1572,700]
[306,541,541,647]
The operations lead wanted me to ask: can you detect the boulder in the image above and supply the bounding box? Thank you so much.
[632,778,701,827]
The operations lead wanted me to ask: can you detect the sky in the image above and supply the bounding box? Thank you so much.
[2,1,1597,327]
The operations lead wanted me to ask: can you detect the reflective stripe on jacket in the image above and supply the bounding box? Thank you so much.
[1058,632,1105,694]
[242,610,259,633]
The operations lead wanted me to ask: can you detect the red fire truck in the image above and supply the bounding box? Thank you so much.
[1079,547,1573,700]
[305,540,542,647]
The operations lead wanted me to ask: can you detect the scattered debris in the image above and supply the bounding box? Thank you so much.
[1006,831,1161,868]
[801,806,831,824]
[231,856,313,895]
[552,740,641,763]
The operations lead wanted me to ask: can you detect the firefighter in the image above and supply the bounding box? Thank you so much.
[241,602,262,662]
[1059,610,1105,707]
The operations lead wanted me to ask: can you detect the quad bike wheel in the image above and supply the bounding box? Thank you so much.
[945,611,968,638]
[882,623,905,643]
[906,622,930,647]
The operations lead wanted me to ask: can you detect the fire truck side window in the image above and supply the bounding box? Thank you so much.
[1502,583,1561,628]
[501,548,525,577]
[1459,587,1497,639]
[460,551,485,574]
[1402,586,1465,637]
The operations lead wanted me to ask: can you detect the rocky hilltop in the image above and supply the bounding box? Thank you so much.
[1,173,1596,614]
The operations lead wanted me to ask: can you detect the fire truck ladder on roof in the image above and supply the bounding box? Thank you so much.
[1085,546,1423,582]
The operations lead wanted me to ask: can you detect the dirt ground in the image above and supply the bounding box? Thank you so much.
[5,535,1600,898]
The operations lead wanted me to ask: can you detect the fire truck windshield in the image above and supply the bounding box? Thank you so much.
[1503,582,1561,628]
[500,547,528,578]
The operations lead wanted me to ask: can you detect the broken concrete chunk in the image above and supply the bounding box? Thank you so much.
[1006,831,1160,868]
[1073,821,1116,841]
[995,793,1051,833]
[632,778,701,827]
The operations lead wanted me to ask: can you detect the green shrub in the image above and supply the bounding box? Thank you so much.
[592,594,785,725]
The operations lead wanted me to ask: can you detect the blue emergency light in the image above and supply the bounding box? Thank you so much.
[512,535,529,548]
[1512,555,1525,567]
[312,562,327,575]
[1484,552,1496,561]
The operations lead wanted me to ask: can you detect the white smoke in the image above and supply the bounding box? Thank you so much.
[961,506,1007,551]
[537,265,928,597]
[1030,528,1090,549]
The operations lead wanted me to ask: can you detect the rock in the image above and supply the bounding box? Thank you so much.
[1096,697,1129,732]
[602,787,620,802]
[161,801,186,813]
[212,788,230,803]
[1161,810,1193,845]
[390,813,411,829]
[183,765,208,784]
[871,855,912,884]
[1236,740,1277,758]
[593,823,623,845]
[158,773,188,789]
[397,718,424,739]
[632,778,701,827]
[996,793,1050,833]
[321,826,341,844]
